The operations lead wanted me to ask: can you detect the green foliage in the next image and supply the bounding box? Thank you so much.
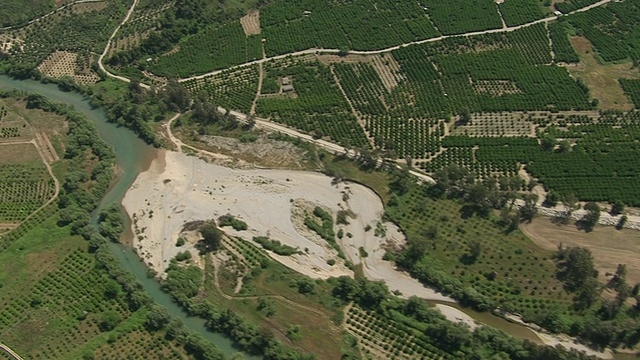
[304,206,345,258]
[549,22,580,63]
[567,1,640,63]
[580,202,601,231]
[261,0,440,56]
[184,66,260,114]
[252,236,300,256]
[99,310,122,331]
[256,61,369,148]
[554,246,600,306]
[200,222,222,251]
[0,0,54,27]
[176,237,186,247]
[145,305,172,331]
[0,162,55,223]
[424,0,503,35]
[162,263,203,299]
[498,0,545,26]
[175,250,192,262]
[98,203,125,243]
[555,0,599,13]
[150,22,262,77]
[4,1,126,69]
[218,214,248,231]
[620,79,640,108]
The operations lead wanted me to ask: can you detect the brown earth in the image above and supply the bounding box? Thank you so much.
[521,216,640,285]
[240,9,261,36]
[0,143,40,163]
[566,36,640,110]
[71,1,108,14]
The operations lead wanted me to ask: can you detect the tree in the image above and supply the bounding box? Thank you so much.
[559,193,578,222]
[145,305,172,331]
[544,190,560,207]
[541,134,557,151]
[357,279,389,308]
[200,222,222,251]
[389,167,411,195]
[519,194,538,222]
[558,140,571,153]
[295,277,316,294]
[467,239,483,261]
[99,310,122,331]
[555,246,599,292]
[611,200,625,215]
[580,202,600,231]
[163,79,190,112]
[458,108,471,125]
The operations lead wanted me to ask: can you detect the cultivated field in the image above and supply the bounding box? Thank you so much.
[37,51,100,85]
[521,217,640,285]
[566,36,640,111]
[239,9,260,36]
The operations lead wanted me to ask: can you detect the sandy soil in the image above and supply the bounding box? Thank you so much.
[122,150,452,302]
[521,217,640,284]
[435,304,479,330]
[536,332,613,359]
[240,9,261,36]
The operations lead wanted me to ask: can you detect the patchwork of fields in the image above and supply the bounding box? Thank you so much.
[1,0,640,358]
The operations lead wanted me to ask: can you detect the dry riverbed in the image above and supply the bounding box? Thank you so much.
[122,150,452,301]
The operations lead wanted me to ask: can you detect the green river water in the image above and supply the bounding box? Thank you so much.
[1,75,627,359]
[0,75,253,359]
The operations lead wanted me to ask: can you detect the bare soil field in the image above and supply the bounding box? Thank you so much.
[451,111,535,137]
[0,143,40,164]
[123,150,452,301]
[566,36,640,110]
[521,217,640,284]
[71,1,108,14]
[240,9,260,36]
[370,53,404,92]
[473,79,522,96]
[317,54,370,65]
[37,51,100,85]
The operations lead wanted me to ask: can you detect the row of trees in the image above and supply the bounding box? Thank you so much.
[331,276,596,359]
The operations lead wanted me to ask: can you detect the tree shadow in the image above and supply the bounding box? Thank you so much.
[575,219,595,233]
[459,205,476,219]
[459,254,478,265]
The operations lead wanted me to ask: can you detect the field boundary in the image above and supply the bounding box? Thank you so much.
[0,140,60,236]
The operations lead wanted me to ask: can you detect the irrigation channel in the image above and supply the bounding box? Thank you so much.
[0,75,600,358]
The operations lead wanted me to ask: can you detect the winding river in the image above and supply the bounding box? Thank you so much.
[0,75,255,359]
[1,75,620,359]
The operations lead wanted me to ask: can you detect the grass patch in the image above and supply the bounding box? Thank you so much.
[567,36,640,110]
[203,255,345,359]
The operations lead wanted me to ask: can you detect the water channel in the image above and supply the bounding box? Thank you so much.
[1,75,620,359]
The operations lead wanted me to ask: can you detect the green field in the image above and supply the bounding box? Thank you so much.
[0,0,55,28]
[2,0,640,357]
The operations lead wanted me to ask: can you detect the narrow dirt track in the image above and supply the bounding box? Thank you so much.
[0,343,24,360]
[209,254,335,323]
[177,0,614,83]
[0,140,60,236]
[97,0,150,88]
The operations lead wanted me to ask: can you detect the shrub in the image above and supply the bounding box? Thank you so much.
[176,237,186,247]
[175,251,192,262]
[253,236,300,256]
[218,214,248,231]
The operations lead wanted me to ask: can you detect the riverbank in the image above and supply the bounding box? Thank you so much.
[122,149,453,302]
[122,148,624,359]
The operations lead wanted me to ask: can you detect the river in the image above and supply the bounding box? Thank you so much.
[0,75,622,359]
[0,75,255,359]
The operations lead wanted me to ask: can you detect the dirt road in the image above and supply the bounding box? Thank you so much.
[0,343,24,360]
